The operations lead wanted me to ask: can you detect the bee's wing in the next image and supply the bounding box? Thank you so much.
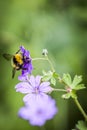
[12,68,16,78]
[3,54,13,61]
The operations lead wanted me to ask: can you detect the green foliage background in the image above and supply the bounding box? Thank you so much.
[0,0,87,130]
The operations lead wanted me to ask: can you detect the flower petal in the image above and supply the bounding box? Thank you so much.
[35,75,42,87]
[27,62,33,73]
[20,46,25,53]
[19,95,58,126]
[18,75,29,81]
[29,75,36,87]
[23,93,49,104]
[15,82,33,93]
[29,118,46,126]
[40,82,53,93]
[23,94,34,102]
[20,46,30,57]
[18,107,29,120]
[40,82,50,87]
[20,46,33,76]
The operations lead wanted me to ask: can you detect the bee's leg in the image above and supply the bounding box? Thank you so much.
[12,68,16,78]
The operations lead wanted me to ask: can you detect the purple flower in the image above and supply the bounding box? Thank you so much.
[18,96,58,126]
[15,75,53,103]
[20,46,33,75]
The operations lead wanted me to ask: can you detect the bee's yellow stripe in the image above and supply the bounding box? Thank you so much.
[15,54,23,64]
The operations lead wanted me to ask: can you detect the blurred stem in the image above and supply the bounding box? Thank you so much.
[32,57,55,72]
[74,98,87,121]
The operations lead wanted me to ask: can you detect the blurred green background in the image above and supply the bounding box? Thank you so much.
[0,0,87,130]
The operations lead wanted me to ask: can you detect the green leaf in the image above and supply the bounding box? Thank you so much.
[74,84,86,90]
[62,73,72,86]
[53,72,59,78]
[42,70,47,75]
[42,71,57,85]
[71,75,83,88]
[62,93,71,99]
[42,70,52,77]
[51,77,56,86]
[71,90,77,99]
[42,70,52,81]
[42,75,51,82]
[74,120,87,130]
[62,90,77,99]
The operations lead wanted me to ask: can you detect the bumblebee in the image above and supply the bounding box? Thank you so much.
[3,50,24,78]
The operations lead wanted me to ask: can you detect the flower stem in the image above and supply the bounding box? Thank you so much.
[74,98,87,121]
[45,56,55,72]
[32,58,47,61]
[53,88,66,92]
[32,57,55,72]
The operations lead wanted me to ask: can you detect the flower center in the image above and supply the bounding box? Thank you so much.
[36,109,43,115]
[34,87,39,94]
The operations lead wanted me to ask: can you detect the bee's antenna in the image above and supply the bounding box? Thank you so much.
[16,49,20,54]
